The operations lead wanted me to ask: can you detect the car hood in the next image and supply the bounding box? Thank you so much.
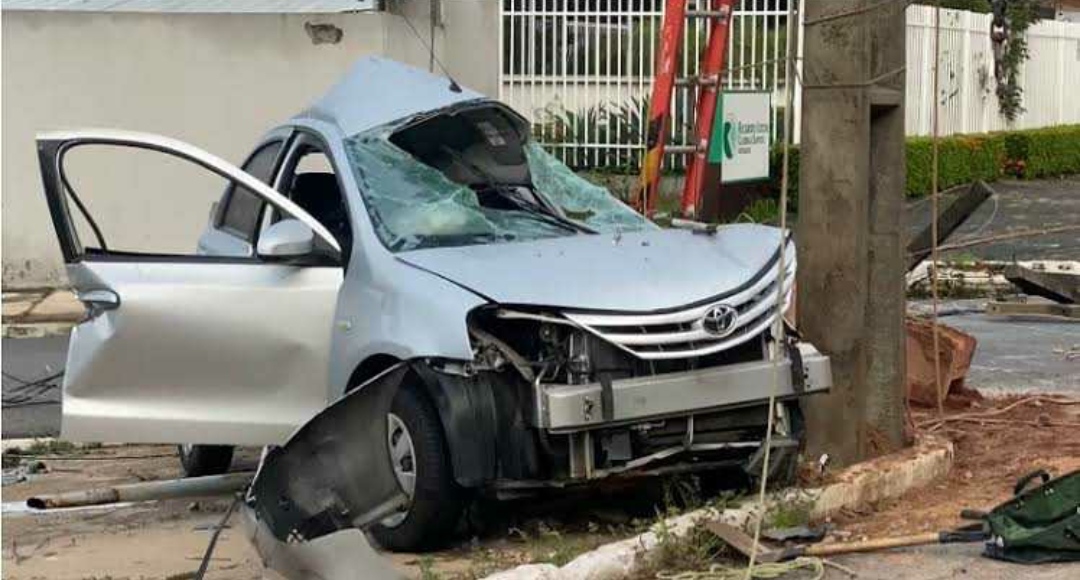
[397,223,792,312]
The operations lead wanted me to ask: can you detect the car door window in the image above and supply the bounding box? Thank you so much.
[271,140,353,259]
[218,141,283,242]
[48,134,339,261]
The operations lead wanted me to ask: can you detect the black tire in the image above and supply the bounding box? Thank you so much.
[370,383,465,552]
[178,444,234,477]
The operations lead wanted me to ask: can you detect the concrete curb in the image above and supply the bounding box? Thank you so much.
[484,436,954,580]
[3,289,81,337]
[2,322,75,339]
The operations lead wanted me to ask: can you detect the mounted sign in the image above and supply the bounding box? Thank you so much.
[708,91,772,184]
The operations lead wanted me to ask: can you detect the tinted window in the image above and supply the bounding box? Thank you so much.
[220,141,283,240]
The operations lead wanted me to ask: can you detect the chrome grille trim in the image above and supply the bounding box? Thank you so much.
[565,259,795,328]
[563,260,795,361]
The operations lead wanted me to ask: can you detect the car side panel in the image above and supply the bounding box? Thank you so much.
[327,255,485,399]
[61,260,341,446]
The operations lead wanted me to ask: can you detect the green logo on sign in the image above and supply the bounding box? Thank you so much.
[723,119,737,160]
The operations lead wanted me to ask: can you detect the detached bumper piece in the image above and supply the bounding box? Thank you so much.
[247,364,408,543]
[537,341,831,431]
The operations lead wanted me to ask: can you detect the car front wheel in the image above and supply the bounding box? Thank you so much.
[370,384,464,552]
[178,444,234,477]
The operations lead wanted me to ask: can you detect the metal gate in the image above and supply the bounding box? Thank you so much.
[499,0,800,169]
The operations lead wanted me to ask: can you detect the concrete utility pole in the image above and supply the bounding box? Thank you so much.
[797,0,908,465]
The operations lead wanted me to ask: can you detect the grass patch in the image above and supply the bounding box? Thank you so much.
[2,439,94,468]
[524,524,605,567]
[417,556,441,580]
[764,496,814,530]
[5,439,81,457]
[645,518,734,576]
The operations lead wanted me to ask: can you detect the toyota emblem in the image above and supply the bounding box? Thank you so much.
[701,304,739,337]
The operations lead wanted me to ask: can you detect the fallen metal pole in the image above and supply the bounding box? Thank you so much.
[26,471,254,510]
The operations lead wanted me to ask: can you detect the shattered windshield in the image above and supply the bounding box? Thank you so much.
[342,109,653,253]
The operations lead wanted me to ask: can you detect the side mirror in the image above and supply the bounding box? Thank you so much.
[258,219,315,260]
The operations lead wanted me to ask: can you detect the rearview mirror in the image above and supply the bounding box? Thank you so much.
[258,219,314,259]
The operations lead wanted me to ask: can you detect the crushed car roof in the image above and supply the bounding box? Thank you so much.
[296,56,487,136]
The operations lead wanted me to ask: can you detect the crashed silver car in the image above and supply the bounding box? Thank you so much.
[40,57,831,551]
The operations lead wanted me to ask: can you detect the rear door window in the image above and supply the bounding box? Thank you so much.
[219,141,283,241]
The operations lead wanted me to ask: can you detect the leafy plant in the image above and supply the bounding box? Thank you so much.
[995,0,1040,123]
[535,95,691,171]
[765,496,814,529]
[735,198,780,225]
[417,556,441,580]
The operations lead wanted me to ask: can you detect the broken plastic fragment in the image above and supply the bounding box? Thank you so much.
[247,364,408,543]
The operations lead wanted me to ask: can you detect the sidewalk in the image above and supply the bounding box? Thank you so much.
[2,289,81,338]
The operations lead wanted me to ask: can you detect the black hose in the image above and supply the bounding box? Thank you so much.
[194,494,242,580]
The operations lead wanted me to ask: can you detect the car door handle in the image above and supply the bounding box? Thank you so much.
[78,288,120,319]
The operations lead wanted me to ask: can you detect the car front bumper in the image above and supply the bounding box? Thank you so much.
[535,341,831,432]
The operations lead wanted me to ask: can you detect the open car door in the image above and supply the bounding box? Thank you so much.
[38,129,343,446]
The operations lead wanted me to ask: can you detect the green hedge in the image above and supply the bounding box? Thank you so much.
[905,133,1005,197]
[1022,126,1080,178]
[768,124,1080,202]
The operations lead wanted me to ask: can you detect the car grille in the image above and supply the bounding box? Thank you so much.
[564,259,794,361]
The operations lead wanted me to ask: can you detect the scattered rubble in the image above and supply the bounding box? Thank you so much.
[905,318,977,407]
[833,394,1080,541]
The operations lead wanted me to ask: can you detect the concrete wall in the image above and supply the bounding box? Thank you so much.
[1,2,500,287]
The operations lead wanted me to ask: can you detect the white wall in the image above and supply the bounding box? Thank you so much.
[2,2,501,287]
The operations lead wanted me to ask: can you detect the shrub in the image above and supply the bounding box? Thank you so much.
[1021,125,1080,178]
[759,125,1079,201]
[905,133,1005,197]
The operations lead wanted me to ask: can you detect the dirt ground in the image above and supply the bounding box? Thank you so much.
[830,392,1080,540]
[0,444,648,579]
[2,392,1078,580]
[2,445,265,580]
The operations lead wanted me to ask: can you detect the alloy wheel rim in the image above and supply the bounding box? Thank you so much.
[381,412,416,527]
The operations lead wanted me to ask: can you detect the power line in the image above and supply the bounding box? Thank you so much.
[392,0,462,93]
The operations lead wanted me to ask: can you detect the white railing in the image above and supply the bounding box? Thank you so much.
[499,0,798,168]
[500,1,1080,169]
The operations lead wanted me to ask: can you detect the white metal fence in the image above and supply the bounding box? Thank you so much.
[499,1,1080,169]
[499,0,797,169]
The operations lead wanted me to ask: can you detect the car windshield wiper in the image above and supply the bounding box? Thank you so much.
[439,146,596,234]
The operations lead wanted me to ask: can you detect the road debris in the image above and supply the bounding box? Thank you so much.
[25,472,253,510]
[987,301,1080,319]
[241,363,406,579]
[906,181,993,271]
[1002,262,1078,304]
[905,317,977,407]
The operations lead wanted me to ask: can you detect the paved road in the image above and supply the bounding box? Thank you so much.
[941,308,1078,395]
[910,298,1079,395]
[907,176,1080,261]
[826,542,1079,579]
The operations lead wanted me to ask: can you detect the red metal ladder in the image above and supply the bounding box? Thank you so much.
[635,0,736,219]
